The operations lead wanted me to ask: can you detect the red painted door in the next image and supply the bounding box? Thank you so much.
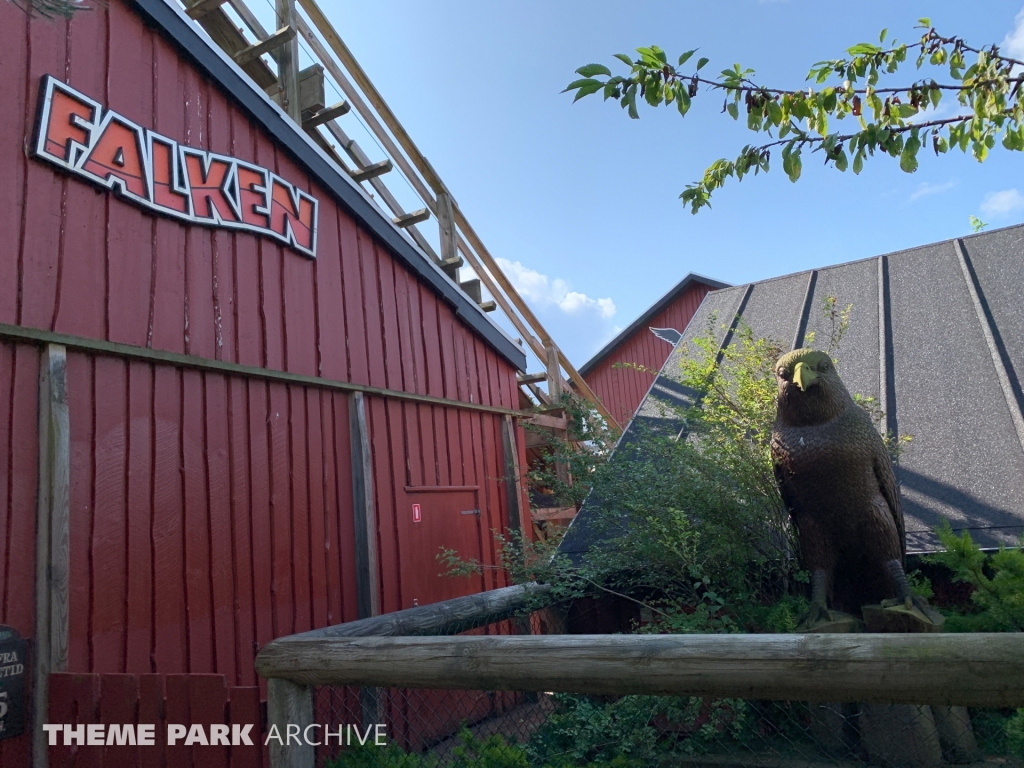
[396,488,492,749]
[398,489,487,609]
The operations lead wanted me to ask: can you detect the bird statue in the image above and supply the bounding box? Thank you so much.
[770,348,940,631]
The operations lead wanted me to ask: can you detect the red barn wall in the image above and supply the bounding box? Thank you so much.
[0,5,523,750]
[584,283,712,427]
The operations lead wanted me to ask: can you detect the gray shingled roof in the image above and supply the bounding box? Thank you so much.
[561,224,1024,555]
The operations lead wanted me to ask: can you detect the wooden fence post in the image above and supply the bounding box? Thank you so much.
[267,678,314,768]
[348,392,379,620]
[501,415,527,537]
[347,392,381,727]
[33,344,70,768]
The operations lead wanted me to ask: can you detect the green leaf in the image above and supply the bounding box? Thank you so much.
[613,53,634,67]
[572,81,604,102]
[918,17,931,27]
[787,151,802,182]
[929,87,941,110]
[726,102,739,120]
[576,63,612,78]
[564,78,600,92]
[898,103,918,119]
[879,28,888,43]
[852,150,864,174]
[834,148,848,172]
[626,88,639,119]
[676,87,692,116]
[678,49,696,66]
[900,134,921,172]
[696,57,710,71]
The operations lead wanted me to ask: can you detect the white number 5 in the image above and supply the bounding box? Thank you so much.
[0,691,8,720]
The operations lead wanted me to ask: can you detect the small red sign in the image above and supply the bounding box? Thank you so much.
[412,503,422,523]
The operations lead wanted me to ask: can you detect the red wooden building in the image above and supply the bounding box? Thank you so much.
[0,0,531,763]
[579,274,727,427]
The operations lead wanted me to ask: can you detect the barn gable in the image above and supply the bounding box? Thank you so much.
[579,273,728,426]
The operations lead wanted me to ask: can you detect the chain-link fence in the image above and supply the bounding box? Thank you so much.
[313,684,1023,767]
[299,611,1023,767]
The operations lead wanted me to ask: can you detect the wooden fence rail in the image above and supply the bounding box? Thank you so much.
[256,632,1024,710]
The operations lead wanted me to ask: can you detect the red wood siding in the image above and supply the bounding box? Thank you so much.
[47,672,266,768]
[584,284,712,426]
[0,4,523,746]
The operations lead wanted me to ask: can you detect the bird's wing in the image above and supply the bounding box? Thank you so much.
[873,445,905,565]
[772,453,799,513]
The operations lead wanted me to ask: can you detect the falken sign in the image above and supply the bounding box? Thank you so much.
[32,75,318,258]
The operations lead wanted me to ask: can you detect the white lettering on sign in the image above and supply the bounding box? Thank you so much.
[43,723,250,747]
[0,664,23,679]
[32,75,318,259]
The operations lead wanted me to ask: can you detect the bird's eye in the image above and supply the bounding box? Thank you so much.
[778,368,790,379]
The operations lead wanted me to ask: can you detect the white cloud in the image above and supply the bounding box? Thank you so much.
[496,258,616,318]
[1003,8,1024,60]
[980,188,1024,218]
[908,180,956,202]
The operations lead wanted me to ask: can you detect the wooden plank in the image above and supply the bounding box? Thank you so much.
[288,386,312,635]
[0,3,27,325]
[190,6,277,87]
[255,632,1024,708]
[292,8,436,204]
[186,0,229,19]
[33,344,69,768]
[182,370,214,671]
[349,159,393,183]
[303,100,350,128]
[91,357,128,673]
[392,208,430,228]
[126,362,154,674]
[190,676,230,768]
[100,675,140,767]
[164,675,192,768]
[501,415,526,535]
[234,25,297,68]
[205,373,237,678]
[152,367,186,672]
[531,507,577,522]
[321,120,439,261]
[348,393,379,619]
[436,190,458,268]
[138,675,166,768]
[228,686,264,768]
[290,583,548,640]
[266,679,313,768]
[517,372,546,385]
[522,413,567,431]
[275,0,301,122]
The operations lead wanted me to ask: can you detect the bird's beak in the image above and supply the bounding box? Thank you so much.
[792,362,818,392]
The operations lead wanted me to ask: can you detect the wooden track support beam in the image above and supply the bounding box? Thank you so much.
[186,0,228,19]
[350,159,393,183]
[303,100,351,128]
[233,25,297,67]
[392,208,430,228]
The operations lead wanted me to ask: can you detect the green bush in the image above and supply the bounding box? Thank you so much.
[925,521,1024,632]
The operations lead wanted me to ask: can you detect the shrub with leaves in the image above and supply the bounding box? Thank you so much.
[924,521,1024,632]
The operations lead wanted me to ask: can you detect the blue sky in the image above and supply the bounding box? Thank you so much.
[261,1,1024,368]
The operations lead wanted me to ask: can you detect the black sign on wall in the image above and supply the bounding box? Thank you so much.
[0,626,27,742]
